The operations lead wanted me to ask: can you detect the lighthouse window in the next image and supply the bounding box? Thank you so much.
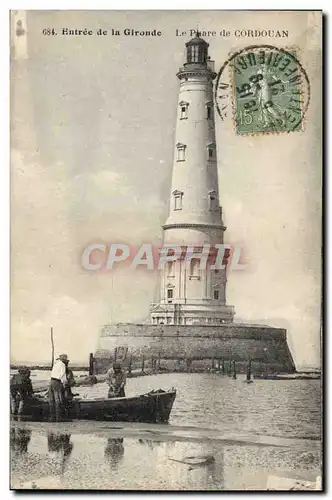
[167,261,175,277]
[206,102,213,120]
[189,258,200,278]
[214,290,219,300]
[207,143,216,161]
[179,101,189,120]
[173,190,183,210]
[178,149,185,161]
[176,143,186,162]
[174,195,182,210]
[207,105,213,119]
[192,45,200,62]
[208,190,217,211]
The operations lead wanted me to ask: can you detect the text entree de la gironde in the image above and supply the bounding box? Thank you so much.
[52,28,289,38]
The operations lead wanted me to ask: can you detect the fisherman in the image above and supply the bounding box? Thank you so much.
[64,366,76,401]
[63,366,77,418]
[10,366,34,418]
[106,361,127,398]
[48,354,69,421]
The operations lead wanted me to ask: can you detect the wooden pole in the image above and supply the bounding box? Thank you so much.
[50,326,54,369]
[141,355,145,373]
[128,354,132,374]
[228,360,232,377]
[246,359,252,381]
[221,359,225,375]
[217,359,221,371]
[114,347,117,363]
[89,353,94,376]
[232,360,237,379]
[211,357,215,369]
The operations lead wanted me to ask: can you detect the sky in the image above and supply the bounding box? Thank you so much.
[10,10,322,368]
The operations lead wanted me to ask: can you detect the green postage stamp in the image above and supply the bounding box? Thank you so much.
[217,45,310,135]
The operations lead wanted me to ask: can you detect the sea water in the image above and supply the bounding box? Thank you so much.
[10,373,322,490]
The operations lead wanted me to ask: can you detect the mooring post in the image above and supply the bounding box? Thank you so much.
[232,360,237,379]
[247,359,252,381]
[128,354,132,374]
[158,352,161,371]
[211,357,215,370]
[88,353,94,376]
[141,355,145,373]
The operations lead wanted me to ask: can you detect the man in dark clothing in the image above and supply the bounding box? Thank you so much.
[63,367,77,417]
[10,366,33,417]
[64,367,76,401]
[106,361,127,398]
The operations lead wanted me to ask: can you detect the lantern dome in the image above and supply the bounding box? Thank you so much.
[185,31,209,64]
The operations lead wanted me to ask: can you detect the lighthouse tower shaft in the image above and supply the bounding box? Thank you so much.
[150,34,235,326]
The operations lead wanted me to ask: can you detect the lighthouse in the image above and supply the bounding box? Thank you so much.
[150,33,235,326]
[99,33,295,375]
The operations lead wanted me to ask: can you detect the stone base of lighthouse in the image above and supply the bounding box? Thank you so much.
[95,323,296,374]
[150,302,235,326]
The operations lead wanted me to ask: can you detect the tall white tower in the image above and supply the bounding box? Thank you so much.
[150,33,235,326]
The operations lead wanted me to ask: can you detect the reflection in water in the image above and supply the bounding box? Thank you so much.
[138,439,164,450]
[203,453,218,488]
[199,447,223,490]
[10,427,31,455]
[47,432,73,475]
[104,438,124,469]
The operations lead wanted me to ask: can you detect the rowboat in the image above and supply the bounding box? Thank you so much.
[21,389,177,423]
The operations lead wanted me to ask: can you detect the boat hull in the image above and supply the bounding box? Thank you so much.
[20,390,176,423]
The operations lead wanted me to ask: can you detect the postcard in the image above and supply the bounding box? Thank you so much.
[10,10,322,491]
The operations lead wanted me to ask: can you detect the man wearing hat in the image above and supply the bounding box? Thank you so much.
[48,354,69,421]
[106,361,127,398]
[10,366,34,418]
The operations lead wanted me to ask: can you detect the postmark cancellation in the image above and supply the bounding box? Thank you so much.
[215,45,310,136]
